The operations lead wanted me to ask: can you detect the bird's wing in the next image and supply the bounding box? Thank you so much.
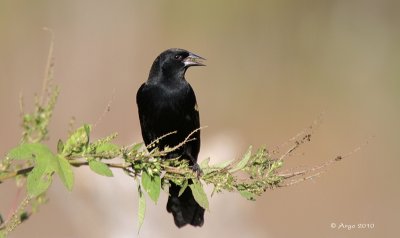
[182,85,201,160]
[188,87,200,135]
[136,83,154,146]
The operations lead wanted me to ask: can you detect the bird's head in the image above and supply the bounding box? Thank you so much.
[149,48,205,80]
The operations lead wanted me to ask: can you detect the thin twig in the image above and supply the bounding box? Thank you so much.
[69,161,128,169]
[40,28,55,105]
[272,112,323,155]
[94,89,116,129]
[146,131,177,151]
[279,170,326,187]
[277,136,373,187]
[163,127,206,153]
[18,92,24,117]
[278,144,299,161]
[0,167,34,182]
[161,165,192,175]
[1,196,31,235]
[148,126,207,157]
[279,170,307,179]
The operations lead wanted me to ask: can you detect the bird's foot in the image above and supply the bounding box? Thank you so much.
[191,163,203,179]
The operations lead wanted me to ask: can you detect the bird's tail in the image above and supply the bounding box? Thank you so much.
[166,181,205,228]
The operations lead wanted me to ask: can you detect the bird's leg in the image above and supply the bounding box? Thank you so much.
[192,163,203,179]
[186,153,203,178]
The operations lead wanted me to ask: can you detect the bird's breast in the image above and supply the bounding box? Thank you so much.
[146,86,189,118]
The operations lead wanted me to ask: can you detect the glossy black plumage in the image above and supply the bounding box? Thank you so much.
[136,48,205,228]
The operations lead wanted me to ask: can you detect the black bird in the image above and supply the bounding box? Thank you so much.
[136,48,205,227]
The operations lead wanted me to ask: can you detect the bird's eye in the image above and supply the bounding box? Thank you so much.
[174,55,183,60]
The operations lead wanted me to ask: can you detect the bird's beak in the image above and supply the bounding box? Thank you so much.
[183,52,206,67]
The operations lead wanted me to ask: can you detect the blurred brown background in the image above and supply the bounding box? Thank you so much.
[1,0,399,237]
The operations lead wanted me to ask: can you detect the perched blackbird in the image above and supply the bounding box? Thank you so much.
[136,48,205,228]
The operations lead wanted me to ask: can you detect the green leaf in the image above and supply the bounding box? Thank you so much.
[270,160,283,171]
[89,160,113,177]
[63,124,91,155]
[8,143,57,197]
[178,179,188,197]
[27,166,53,197]
[199,157,210,169]
[95,142,120,154]
[19,212,29,222]
[56,155,74,191]
[57,139,64,154]
[141,171,161,203]
[7,143,52,161]
[189,180,209,210]
[230,146,252,173]
[137,184,146,233]
[212,159,233,169]
[131,142,143,152]
[238,190,256,201]
[84,124,91,138]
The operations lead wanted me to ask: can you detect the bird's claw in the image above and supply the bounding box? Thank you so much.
[191,163,203,179]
